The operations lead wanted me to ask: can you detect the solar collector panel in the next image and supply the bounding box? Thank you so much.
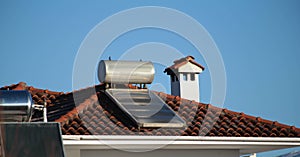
[0,122,65,157]
[105,88,186,128]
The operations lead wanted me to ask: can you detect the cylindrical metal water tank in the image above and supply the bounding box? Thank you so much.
[0,90,33,122]
[98,60,155,84]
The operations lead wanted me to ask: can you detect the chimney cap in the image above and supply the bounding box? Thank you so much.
[164,56,205,75]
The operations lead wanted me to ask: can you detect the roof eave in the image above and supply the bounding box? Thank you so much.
[62,135,300,155]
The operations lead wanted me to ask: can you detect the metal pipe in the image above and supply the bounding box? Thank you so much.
[43,100,47,122]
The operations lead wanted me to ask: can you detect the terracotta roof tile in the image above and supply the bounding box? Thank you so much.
[1,82,300,137]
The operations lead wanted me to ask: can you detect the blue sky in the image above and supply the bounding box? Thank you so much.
[0,1,300,156]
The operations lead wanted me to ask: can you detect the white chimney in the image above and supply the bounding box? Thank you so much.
[164,56,204,102]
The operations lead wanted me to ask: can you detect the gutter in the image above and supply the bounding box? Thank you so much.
[63,135,300,142]
[62,135,300,155]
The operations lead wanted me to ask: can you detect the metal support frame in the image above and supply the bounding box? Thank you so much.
[32,99,47,122]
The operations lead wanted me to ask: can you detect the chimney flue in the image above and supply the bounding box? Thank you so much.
[164,56,204,102]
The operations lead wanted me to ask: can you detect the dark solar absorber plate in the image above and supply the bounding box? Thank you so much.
[105,89,186,128]
[0,122,65,157]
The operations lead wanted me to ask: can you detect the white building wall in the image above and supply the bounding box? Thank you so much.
[80,149,239,157]
[65,149,80,157]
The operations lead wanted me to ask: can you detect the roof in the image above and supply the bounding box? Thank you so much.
[164,56,205,75]
[1,82,300,137]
